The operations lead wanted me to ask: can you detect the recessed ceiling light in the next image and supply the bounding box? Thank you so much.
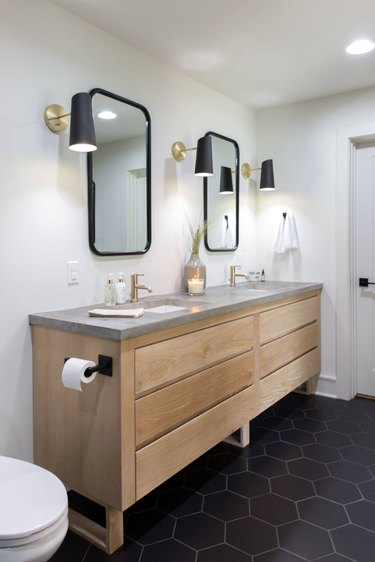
[97,110,117,120]
[346,39,375,55]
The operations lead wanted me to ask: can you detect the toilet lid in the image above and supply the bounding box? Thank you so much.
[0,456,68,540]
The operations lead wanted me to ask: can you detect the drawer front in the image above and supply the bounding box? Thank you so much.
[260,296,318,345]
[136,385,257,500]
[136,351,254,448]
[135,316,253,395]
[260,322,318,379]
[259,348,320,412]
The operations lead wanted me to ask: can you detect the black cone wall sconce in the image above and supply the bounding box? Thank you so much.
[44,92,97,152]
[219,166,234,194]
[171,135,213,177]
[241,159,275,190]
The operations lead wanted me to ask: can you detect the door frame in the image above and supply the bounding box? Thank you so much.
[336,122,375,400]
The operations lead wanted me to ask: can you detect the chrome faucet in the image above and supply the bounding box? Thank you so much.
[230,265,248,287]
[130,274,152,302]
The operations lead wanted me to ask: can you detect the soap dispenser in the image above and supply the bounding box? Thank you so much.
[104,273,116,306]
[115,272,127,304]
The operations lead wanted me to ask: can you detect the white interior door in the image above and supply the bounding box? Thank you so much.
[355,141,375,397]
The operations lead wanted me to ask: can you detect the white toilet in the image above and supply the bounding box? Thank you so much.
[0,456,68,562]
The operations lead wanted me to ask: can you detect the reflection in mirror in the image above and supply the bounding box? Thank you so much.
[204,132,239,251]
[88,88,151,255]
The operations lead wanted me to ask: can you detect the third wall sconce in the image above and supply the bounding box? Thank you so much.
[241,159,275,190]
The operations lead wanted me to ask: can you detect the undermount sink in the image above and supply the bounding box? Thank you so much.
[125,296,208,313]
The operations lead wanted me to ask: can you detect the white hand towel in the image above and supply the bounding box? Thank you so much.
[271,213,299,254]
[88,308,144,318]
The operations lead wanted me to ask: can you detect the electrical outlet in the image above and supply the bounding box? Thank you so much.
[67,261,79,285]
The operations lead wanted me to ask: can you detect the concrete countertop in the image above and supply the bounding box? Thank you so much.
[29,281,322,341]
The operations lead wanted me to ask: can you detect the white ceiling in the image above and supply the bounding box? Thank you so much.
[49,0,375,109]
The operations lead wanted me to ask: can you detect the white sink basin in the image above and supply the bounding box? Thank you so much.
[145,304,187,314]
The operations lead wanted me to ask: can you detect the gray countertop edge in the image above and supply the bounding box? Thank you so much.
[29,282,322,341]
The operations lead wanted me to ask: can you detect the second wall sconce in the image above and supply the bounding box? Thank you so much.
[171,136,213,177]
[241,159,275,190]
[44,92,97,152]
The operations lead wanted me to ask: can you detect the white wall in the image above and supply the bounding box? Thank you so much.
[255,86,375,398]
[0,0,255,460]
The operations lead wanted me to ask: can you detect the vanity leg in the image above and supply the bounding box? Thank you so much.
[106,506,124,554]
[224,422,250,448]
[69,505,124,555]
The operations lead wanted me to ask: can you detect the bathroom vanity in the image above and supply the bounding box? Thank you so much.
[29,281,321,554]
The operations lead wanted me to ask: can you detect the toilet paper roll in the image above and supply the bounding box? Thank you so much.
[62,358,97,391]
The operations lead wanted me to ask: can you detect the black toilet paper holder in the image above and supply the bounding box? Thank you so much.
[64,355,113,378]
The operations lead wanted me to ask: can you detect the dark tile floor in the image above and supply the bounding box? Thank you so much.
[51,393,375,562]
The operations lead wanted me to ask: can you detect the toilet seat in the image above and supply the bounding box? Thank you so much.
[0,456,68,545]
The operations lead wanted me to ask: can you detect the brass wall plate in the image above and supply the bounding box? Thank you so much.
[172,141,187,162]
[44,104,69,133]
[241,162,251,179]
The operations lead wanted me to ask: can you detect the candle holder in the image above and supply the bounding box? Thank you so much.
[188,278,205,296]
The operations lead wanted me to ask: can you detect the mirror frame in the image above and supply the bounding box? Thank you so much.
[87,87,152,256]
[203,131,239,252]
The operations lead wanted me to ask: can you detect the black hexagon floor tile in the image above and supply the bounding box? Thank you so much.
[174,512,225,550]
[157,487,203,517]
[271,474,315,501]
[140,539,196,562]
[250,493,298,525]
[265,441,302,460]
[302,443,341,463]
[197,544,251,561]
[351,431,375,450]
[278,520,334,559]
[184,468,227,494]
[328,459,372,483]
[280,428,315,445]
[359,479,375,501]
[204,490,249,521]
[293,417,327,433]
[125,509,175,545]
[227,515,278,556]
[254,549,306,561]
[248,455,287,478]
[341,445,375,465]
[305,408,339,421]
[207,452,247,475]
[288,457,329,480]
[298,496,349,529]
[315,430,352,448]
[346,499,375,531]
[326,418,362,434]
[315,477,361,504]
[251,426,280,444]
[331,523,375,561]
[259,415,294,431]
[228,471,270,498]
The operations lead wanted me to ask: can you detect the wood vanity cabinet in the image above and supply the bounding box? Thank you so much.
[31,288,320,553]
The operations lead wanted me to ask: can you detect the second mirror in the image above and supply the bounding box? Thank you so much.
[204,132,239,252]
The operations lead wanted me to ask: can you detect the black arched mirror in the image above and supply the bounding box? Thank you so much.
[88,88,151,255]
[203,132,239,252]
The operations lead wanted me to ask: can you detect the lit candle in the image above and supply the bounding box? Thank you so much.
[188,277,204,295]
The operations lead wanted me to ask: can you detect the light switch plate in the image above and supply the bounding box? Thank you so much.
[67,260,79,284]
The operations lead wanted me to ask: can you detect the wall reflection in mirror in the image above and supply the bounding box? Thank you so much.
[204,132,239,252]
[88,88,151,255]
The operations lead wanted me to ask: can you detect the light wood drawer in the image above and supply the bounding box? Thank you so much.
[135,351,254,448]
[260,296,318,345]
[260,322,318,378]
[135,316,253,395]
[136,385,257,499]
[259,348,320,412]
